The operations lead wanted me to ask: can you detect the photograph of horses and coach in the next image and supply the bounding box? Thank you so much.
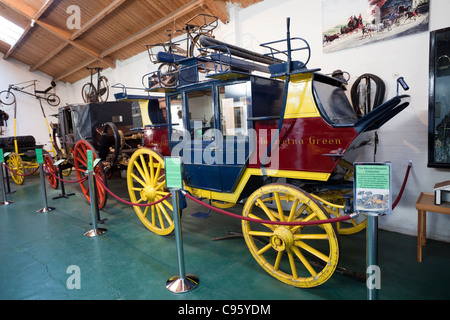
[323,0,430,53]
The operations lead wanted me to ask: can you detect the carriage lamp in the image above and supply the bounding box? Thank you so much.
[397,77,409,95]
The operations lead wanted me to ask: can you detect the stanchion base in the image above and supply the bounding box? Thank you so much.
[53,193,75,200]
[0,200,14,206]
[166,274,199,293]
[84,228,107,238]
[37,207,55,213]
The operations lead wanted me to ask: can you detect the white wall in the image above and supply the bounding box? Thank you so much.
[0,54,71,153]
[2,0,449,241]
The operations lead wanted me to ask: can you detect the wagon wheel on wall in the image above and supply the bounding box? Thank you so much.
[242,183,339,288]
[127,148,174,235]
[73,139,108,209]
[6,152,24,185]
[43,153,58,189]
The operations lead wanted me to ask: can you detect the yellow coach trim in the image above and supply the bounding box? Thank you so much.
[284,73,321,119]
[186,167,330,204]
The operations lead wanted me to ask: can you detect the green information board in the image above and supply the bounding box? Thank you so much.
[354,162,392,215]
[87,150,93,170]
[36,149,44,164]
[165,157,182,189]
[0,149,3,163]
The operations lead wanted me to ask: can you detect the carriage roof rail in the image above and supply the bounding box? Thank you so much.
[184,13,218,32]
[260,37,311,66]
[259,18,314,77]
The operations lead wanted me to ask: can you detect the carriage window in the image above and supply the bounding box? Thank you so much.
[186,89,215,140]
[219,83,248,137]
[168,94,183,141]
[313,79,359,126]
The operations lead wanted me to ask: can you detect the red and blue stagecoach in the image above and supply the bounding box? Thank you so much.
[126,19,410,287]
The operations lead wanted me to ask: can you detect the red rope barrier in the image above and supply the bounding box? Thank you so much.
[184,192,356,226]
[392,161,412,210]
[44,164,88,183]
[4,163,39,176]
[94,175,171,207]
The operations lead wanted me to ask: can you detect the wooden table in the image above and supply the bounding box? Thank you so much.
[415,192,450,262]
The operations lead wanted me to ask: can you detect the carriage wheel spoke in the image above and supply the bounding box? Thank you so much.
[256,199,277,221]
[134,159,148,184]
[274,192,285,222]
[286,248,298,279]
[297,240,329,263]
[292,246,317,277]
[131,173,147,187]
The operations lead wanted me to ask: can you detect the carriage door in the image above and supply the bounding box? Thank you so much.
[170,87,222,191]
[217,82,251,192]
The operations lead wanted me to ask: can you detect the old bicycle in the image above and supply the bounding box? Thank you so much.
[0,80,59,107]
[81,67,109,103]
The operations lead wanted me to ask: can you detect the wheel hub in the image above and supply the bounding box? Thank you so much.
[141,185,156,201]
[270,227,294,251]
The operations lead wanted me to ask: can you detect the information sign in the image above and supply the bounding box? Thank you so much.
[36,149,44,164]
[165,157,183,189]
[87,150,93,170]
[354,162,392,215]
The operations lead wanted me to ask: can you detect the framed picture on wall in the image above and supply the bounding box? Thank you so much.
[428,26,450,168]
[322,0,430,53]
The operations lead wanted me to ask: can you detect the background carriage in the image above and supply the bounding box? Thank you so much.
[51,96,161,209]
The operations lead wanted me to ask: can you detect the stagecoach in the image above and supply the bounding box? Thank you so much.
[126,19,410,288]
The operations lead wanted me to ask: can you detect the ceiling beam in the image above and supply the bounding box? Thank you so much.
[2,0,53,59]
[100,0,205,58]
[30,0,126,73]
[0,0,115,69]
[54,56,98,81]
[70,0,127,40]
[57,0,227,82]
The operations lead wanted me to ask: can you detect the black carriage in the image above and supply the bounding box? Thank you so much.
[52,100,151,209]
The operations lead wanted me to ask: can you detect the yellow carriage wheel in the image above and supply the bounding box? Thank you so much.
[242,183,339,288]
[127,148,174,235]
[313,191,367,235]
[24,159,40,175]
[7,153,25,185]
[210,200,235,209]
[61,160,72,177]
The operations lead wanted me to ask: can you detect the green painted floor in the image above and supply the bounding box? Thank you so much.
[1,173,450,301]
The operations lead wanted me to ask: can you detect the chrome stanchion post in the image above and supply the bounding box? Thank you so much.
[35,149,54,213]
[367,214,379,300]
[354,162,392,301]
[84,152,106,237]
[166,189,198,293]
[37,162,55,213]
[164,156,198,293]
[3,156,15,195]
[52,159,75,200]
[0,149,13,205]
